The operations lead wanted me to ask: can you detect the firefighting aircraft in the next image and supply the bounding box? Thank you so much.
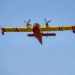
[0,19,75,44]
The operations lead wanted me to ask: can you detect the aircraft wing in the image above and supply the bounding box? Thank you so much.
[1,26,75,32]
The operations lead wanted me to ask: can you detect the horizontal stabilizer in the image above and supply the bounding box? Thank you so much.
[41,33,56,36]
[28,33,56,37]
[28,34,35,37]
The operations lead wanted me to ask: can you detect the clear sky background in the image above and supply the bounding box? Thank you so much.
[0,0,75,75]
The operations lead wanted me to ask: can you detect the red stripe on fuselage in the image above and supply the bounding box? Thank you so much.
[33,25,42,44]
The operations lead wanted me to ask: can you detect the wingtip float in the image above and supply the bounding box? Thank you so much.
[0,19,75,44]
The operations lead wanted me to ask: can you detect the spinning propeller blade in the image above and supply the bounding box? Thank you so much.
[24,19,31,27]
[44,18,51,27]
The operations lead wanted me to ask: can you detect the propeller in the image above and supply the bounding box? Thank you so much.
[44,18,51,27]
[44,18,52,38]
[24,19,31,27]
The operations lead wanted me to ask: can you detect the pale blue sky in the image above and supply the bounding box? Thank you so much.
[0,0,75,75]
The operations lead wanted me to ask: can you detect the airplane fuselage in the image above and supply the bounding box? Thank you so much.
[33,23,42,44]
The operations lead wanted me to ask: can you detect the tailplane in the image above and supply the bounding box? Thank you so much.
[28,33,56,37]
[41,33,56,36]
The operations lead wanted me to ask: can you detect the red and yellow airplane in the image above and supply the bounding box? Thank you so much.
[0,19,75,44]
